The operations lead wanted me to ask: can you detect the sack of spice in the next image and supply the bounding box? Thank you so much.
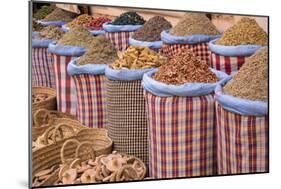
[33,5,54,20]
[48,26,93,115]
[105,46,166,167]
[209,17,268,75]
[63,15,111,36]
[32,25,64,88]
[142,48,229,178]
[129,16,172,51]
[161,12,220,63]
[38,8,77,27]
[103,11,145,51]
[67,36,117,128]
[214,47,268,175]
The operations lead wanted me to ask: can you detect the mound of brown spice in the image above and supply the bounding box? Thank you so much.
[216,17,268,46]
[35,25,64,41]
[32,19,44,32]
[223,47,268,101]
[57,26,93,48]
[43,8,76,22]
[77,36,117,65]
[169,13,219,36]
[153,49,218,85]
[132,16,172,41]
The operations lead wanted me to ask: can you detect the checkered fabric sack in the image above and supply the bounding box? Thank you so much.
[160,30,220,64]
[144,91,217,178]
[208,39,264,75]
[32,47,56,88]
[142,69,230,178]
[215,83,269,174]
[103,23,142,51]
[48,42,87,115]
[68,59,108,128]
[129,37,163,52]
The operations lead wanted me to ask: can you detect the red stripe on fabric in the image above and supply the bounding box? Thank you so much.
[76,75,86,126]
[215,54,221,71]
[217,103,223,174]
[55,55,62,112]
[237,56,245,71]
[64,56,72,113]
[224,56,231,75]
[264,115,269,171]
[72,76,80,119]
[171,97,179,177]
[235,114,242,173]
[248,116,257,172]
[94,75,103,128]
[159,97,166,177]
[185,97,193,176]
[199,96,207,175]
[211,96,217,174]
[224,109,231,173]
[84,75,93,127]
[151,94,158,177]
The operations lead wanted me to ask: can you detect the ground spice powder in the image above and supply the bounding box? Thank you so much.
[66,14,93,28]
[153,49,218,85]
[33,5,54,20]
[223,47,268,101]
[111,11,145,25]
[132,16,172,41]
[36,25,64,41]
[32,19,44,32]
[43,8,76,22]
[169,13,220,36]
[77,36,117,65]
[216,17,268,46]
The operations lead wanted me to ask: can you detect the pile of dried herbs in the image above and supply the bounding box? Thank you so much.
[132,16,172,41]
[153,49,218,85]
[111,46,166,69]
[169,13,220,36]
[43,8,76,22]
[216,17,268,46]
[35,25,64,41]
[223,47,268,101]
[77,36,117,65]
[33,5,54,20]
[66,14,93,28]
[57,26,93,48]
[32,19,44,31]
[111,11,145,25]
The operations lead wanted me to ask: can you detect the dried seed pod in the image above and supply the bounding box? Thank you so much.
[116,165,138,181]
[62,168,77,185]
[81,169,96,183]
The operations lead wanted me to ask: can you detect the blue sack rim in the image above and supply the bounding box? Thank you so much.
[67,58,107,76]
[62,24,106,36]
[102,22,143,33]
[32,38,54,48]
[47,41,87,57]
[129,37,163,49]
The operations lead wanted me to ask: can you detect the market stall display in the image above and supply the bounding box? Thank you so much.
[48,26,93,115]
[129,16,172,51]
[215,47,268,174]
[103,12,145,51]
[39,8,77,26]
[33,5,55,20]
[106,46,166,167]
[32,25,64,88]
[209,17,268,75]
[68,36,117,128]
[143,49,229,178]
[161,13,220,63]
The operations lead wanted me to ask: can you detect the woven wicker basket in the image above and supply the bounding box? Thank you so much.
[32,86,57,113]
[32,128,113,187]
[32,109,79,141]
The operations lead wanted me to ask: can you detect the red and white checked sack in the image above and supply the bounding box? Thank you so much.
[32,47,56,88]
[105,31,134,51]
[161,43,210,64]
[209,52,246,75]
[72,74,107,128]
[144,91,217,178]
[215,102,269,174]
[51,54,77,115]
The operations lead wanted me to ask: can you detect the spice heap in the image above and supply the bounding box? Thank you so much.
[33,5,54,20]
[33,19,44,31]
[35,25,64,41]
[153,49,218,85]
[43,8,76,22]
[169,13,219,36]
[111,11,145,25]
[111,46,166,69]
[216,17,268,46]
[58,26,93,48]
[84,17,112,30]
[132,16,172,41]
[77,36,117,65]
[66,14,93,28]
[54,152,146,185]
[223,48,268,101]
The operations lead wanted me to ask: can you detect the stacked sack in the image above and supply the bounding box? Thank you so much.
[161,13,220,63]
[68,36,117,128]
[209,17,268,75]
[103,12,145,51]
[48,26,93,115]
[215,47,268,174]
[143,49,229,178]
